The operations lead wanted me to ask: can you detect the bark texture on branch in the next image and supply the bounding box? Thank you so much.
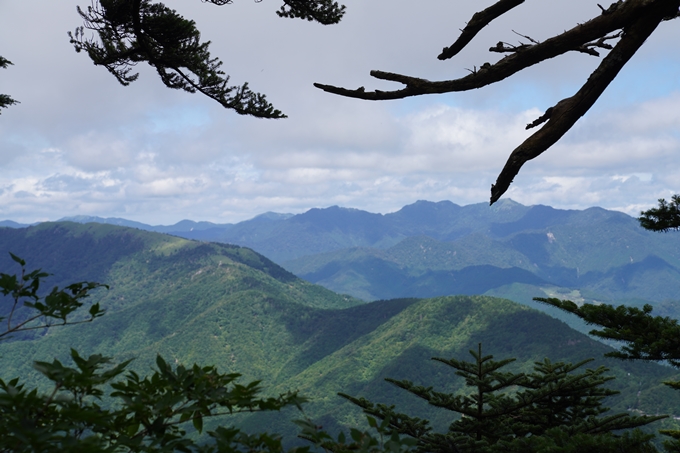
[314,0,680,204]
[491,0,680,203]
[438,0,525,60]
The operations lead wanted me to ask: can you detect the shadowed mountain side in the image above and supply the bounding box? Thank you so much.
[240,295,678,442]
[0,222,151,289]
[577,255,680,300]
[294,253,547,301]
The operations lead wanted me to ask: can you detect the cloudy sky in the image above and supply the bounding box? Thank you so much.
[1,0,679,224]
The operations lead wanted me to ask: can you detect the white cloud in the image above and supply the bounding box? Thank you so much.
[0,0,679,223]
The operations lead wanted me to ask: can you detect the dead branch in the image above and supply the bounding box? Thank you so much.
[314,0,680,204]
[490,0,678,204]
[438,0,526,60]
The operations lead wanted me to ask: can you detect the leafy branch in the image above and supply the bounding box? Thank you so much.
[0,253,106,341]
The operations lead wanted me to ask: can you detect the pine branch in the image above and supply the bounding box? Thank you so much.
[68,0,297,118]
[0,56,19,113]
[639,195,680,232]
[535,297,680,367]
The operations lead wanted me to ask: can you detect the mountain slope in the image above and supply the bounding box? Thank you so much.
[242,295,679,439]
[0,222,361,383]
[1,225,677,443]
[283,205,680,304]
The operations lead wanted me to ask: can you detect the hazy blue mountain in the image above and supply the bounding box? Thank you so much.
[58,215,234,234]
[183,199,530,262]
[6,199,680,309]
[277,203,680,307]
[51,199,533,262]
[0,220,31,228]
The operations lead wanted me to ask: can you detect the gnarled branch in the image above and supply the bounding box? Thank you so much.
[315,0,680,204]
[491,1,678,203]
[438,0,525,60]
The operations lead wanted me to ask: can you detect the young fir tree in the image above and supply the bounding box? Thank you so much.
[535,195,680,452]
[341,344,662,453]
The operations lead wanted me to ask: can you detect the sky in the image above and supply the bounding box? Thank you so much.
[1,0,679,225]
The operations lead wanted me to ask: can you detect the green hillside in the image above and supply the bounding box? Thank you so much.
[1,223,678,445]
[241,296,679,441]
[0,222,360,383]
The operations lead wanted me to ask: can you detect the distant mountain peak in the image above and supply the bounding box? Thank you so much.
[408,199,460,209]
[492,198,522,209]
[252,212,294,221]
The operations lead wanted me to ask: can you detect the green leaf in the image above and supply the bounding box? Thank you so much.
[8,252,25,266]
[366,416,378,428]
[193,412,203,433]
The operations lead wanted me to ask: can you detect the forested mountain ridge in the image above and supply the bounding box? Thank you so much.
[1,222,678,442]
[259,200,680,304]
[4,200,680,308]
[5,200,679,307]
[0,222,359,330]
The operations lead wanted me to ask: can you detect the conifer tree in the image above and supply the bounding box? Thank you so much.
[639,195,680,232]
[534,195,680,451]
[340,344,661,453]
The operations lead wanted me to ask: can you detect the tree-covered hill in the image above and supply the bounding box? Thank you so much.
[0,221,361,385]
[240,295,679,441]
[1,222,678,443]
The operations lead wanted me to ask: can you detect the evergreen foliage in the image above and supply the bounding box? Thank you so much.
[276,0,346,25]
[639,195,680,232]
[534,195,680,451]
[340,344,662,453]
[0,56,18,114]
[532,299,680,366]
[66,0,345,118]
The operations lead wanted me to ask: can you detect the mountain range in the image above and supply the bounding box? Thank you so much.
[5,199,680,312]
[1,220,679,441]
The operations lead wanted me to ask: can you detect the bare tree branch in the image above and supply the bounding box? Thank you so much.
[490,0,678,203]
[315,0,680,204]
[315,1,653,101]
[438,0,525,60]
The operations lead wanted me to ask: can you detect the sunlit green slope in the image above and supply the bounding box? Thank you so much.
[1,223,677,444]
[0,222,360,385]
[242,296,678,440]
